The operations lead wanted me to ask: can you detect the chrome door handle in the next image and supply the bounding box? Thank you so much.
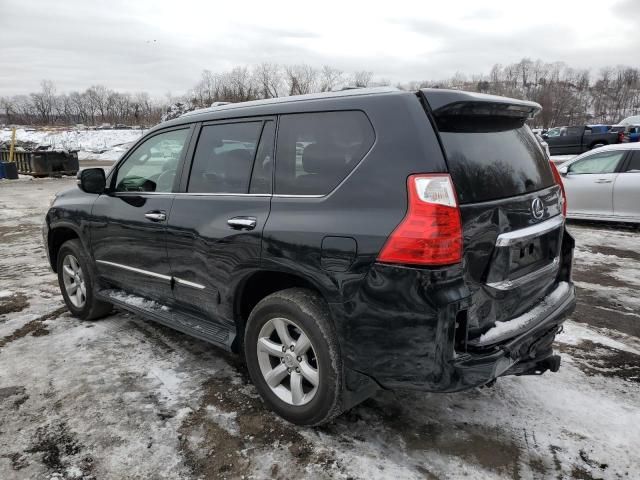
[144,211,166,222]
[227,216,257,230]
[594,179,613,184]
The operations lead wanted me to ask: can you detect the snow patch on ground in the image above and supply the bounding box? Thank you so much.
[206,405,240,436]
[558,320,640,355]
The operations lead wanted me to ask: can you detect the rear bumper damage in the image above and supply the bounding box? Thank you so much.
[443,284,575,391]
[336,228,576,395]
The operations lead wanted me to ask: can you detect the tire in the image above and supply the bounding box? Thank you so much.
[57,239,112,320]
[244,288,344,426]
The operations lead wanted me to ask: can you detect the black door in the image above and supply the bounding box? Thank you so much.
[91,126,193,301]
[166,118,275,328]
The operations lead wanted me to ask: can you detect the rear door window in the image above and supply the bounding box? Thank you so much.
[250,121,275,194]
[188,122,263,193]
[274,111,375,195]
[568,150,625,174]
[435,117,555,204]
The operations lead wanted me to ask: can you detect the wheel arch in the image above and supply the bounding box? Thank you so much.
[48,224,83,273]
[231,269,332,353]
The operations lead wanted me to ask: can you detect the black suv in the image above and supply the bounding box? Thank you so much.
[44,88,576,426]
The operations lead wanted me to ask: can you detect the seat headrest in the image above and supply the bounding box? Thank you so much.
[302,143,346,174]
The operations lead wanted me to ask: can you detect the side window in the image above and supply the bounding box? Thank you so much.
[115,129,189,192]
[568,150,625,174]
[565,127,582,137]
[275,111,375,195]
[250,121,275,194]
[623,151,640,173]
[188,122,263,194]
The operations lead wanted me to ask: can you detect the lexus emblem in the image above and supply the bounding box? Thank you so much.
[531,198,544,219]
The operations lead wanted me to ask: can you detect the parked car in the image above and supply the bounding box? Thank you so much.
[557,143,640,223]
[610,124,640,143]
[618,114,640,125]
[44,88,576,425]
[586,124,611,134]
[623,125,640,143]
[535,132,551,157]
[543,125,622,155]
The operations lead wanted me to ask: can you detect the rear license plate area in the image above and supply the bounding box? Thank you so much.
[507,229,560,277]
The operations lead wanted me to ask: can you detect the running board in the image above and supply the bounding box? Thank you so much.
[97,289,233,348]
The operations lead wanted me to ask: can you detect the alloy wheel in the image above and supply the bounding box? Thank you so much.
[62,254,86,308]
[256,317,320,406]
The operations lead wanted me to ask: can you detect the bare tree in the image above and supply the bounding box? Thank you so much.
[30,80,57,124]
[284,64,318,95]
[351,71,373,88]
[254,63,283,98]
[319,66,343,92]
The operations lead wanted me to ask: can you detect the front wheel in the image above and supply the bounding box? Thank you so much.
[57,239,112,320]
[244,288,345,426]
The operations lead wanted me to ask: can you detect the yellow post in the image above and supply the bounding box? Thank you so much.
[8,127,16,162]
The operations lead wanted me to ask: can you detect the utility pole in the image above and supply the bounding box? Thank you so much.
[8,127,16,163]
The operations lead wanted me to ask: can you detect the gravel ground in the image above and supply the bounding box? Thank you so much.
[0,177,639,480]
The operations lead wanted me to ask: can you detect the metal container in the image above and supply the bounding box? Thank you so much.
[1,162,19,180]
[0,150,79,177]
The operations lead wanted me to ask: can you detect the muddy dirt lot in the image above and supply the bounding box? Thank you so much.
[1,177,639,480]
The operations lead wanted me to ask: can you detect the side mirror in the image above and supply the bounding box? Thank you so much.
[78,168,106,194]
[558,166,568,176]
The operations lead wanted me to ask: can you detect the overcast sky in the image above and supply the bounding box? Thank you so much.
[1,0,638,97]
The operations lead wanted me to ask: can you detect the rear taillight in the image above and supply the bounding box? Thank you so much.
[378,174,463,266]
[549,161,567,217]
[618,131,625,142]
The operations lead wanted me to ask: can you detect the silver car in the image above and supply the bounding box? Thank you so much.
[557,143,640,223]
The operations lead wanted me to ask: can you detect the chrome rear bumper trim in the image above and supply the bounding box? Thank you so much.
[487,256,560,291]
[495,215,564,247]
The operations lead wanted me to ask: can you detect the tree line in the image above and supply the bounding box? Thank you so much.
[1,82,163,127]
[2,59,639,128]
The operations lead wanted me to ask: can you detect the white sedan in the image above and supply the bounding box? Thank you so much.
[557,143,640,224]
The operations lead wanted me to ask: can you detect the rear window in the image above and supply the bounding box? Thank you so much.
[435,117,555,204]
[275,111,375,195]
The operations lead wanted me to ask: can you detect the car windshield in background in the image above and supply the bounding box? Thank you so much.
[620,115,640,125]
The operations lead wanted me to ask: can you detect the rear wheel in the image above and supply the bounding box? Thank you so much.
[57,239,112,320]
[244,288,344,426]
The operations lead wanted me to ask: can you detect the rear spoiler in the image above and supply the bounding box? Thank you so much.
[420,88,541,119]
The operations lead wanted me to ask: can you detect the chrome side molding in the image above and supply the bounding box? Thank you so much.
[174,277,206,290]
[96,260,172,281]
[96,260,205,290]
